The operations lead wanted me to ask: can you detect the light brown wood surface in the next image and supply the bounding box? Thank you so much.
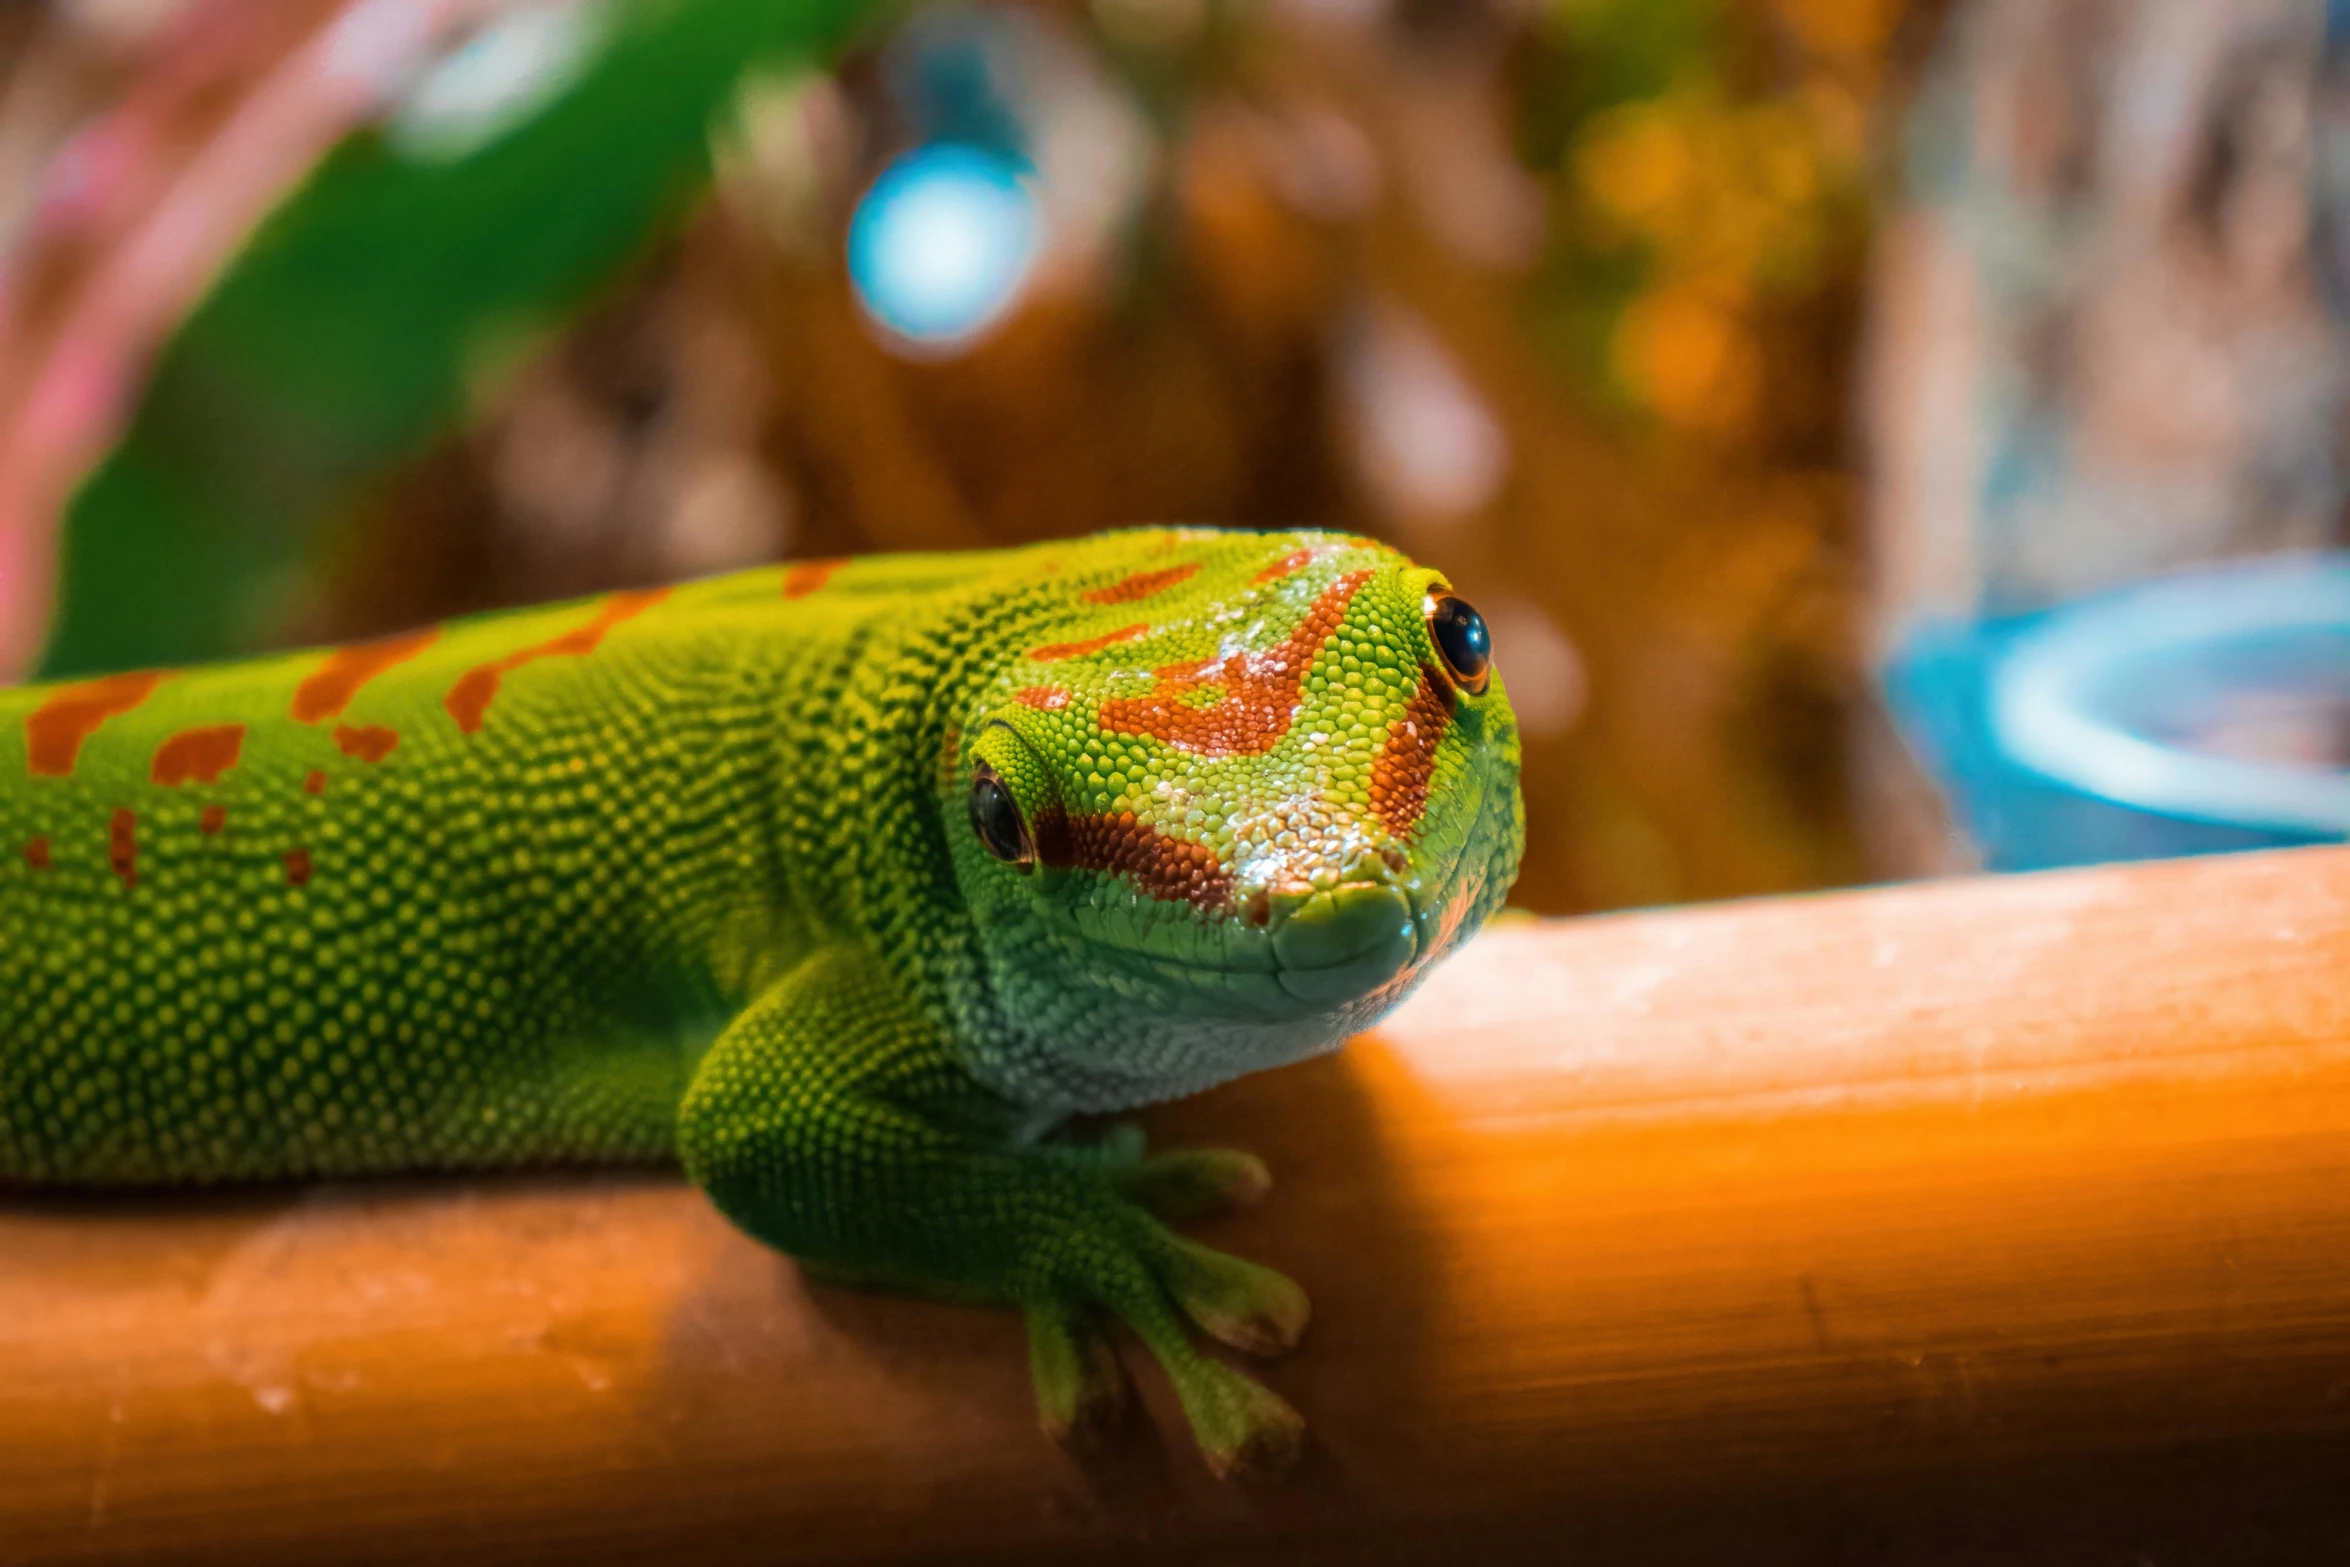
[9,847,2350,1563]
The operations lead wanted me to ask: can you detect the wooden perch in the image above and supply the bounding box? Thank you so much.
[10,847,2350,1563]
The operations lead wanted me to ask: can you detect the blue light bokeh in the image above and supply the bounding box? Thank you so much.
[847,145,1039,351]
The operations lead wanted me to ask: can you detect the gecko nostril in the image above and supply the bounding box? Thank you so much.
[1334,842,1414,893]
[1238,841,1417,932]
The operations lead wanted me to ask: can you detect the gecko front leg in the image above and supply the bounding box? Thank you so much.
[677,944,1310,1478]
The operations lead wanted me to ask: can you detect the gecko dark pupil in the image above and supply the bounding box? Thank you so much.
[1428,595,1492,694]
[969,772,1030,864]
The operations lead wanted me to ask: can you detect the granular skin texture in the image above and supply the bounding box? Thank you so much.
[0,527,1522,1479]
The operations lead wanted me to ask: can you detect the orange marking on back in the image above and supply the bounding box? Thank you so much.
[1099,572,1370,758]
[445,588,669,736]
[1015,686,1071,710]
[782,559,843,600]
[108,808,136,889]
[150,724,245,786]
[26,671,165,777]
[290,628,437,724]
[200,805,227,836]
[333,724,399,763]
[1255,549,1315,584]
[1083,564,1198,606]
[23,836,48,870]
[284,847,312,887]
[304,769,327,796]
[1028,624,1148,663]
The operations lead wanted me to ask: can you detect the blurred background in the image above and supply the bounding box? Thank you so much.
[0,0,2343,918]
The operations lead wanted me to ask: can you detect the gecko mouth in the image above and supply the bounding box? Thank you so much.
[1058,870,1422,1022]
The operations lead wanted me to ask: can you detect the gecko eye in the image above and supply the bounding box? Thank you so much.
[969,766,1032,867]
[1427,594,1492,695]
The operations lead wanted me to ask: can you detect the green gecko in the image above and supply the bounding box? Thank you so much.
[0,526,1522,1476]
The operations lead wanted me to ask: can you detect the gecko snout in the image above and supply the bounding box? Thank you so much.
[1239,845,1421,1006]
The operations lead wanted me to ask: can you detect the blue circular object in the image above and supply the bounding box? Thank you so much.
[847,146,1039,351]
[1990,555,2350,837]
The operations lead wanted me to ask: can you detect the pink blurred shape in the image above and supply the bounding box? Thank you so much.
[0,0,486,678]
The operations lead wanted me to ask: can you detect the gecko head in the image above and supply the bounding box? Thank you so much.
[944,529,1524,1106]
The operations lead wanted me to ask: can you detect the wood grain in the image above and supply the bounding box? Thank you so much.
[10,847,2350,1563]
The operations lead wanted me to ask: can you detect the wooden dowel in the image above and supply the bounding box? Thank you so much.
[10,847,2350,1563]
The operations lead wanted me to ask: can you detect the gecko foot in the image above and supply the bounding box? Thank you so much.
[1022,1186,1310,1480]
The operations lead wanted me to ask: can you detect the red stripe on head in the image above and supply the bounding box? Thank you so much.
[1083,564,1198,605]
[1028,624,1148,663]
[1370,666,1452,837]
[1033,806,1233,912]
[1099,572,1369,758]
[1254,549,1315,583]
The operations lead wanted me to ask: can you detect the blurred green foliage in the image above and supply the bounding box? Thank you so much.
[1519,0,1886,431]
[43,0,886,678]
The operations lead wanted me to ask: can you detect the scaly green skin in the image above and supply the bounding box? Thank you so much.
[0,527,1522,1475]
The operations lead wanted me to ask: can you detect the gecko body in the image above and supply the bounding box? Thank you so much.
[0,527,1523,1474]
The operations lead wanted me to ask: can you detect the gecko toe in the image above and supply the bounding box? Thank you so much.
[1027,1301,1134,1451]
[1182,1359,1307,1482]
[1118,1147,1273,1221]
[1157,1234,1311,1357]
